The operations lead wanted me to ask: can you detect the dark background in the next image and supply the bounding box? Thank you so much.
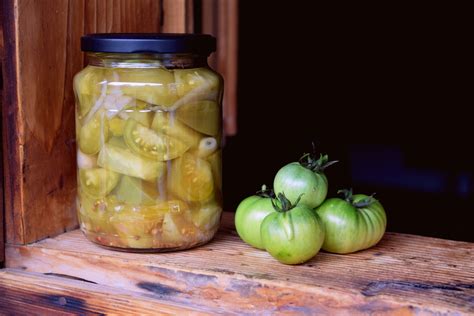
[223,3,472,241]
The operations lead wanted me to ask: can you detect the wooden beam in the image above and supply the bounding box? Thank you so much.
[0,269,212,314]
[6,213,474,314]
[221,0,238,136]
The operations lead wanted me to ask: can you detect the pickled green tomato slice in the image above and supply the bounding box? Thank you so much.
[78,191,116,234]
[120,100,154,127]
[191,202,222,231]
[79,168,120,198]
[110,204,164,249]
[128,110,153,127]
[108,68,178,107]
[109,100,154,137]
[79,112,109,155]
[151,111,202,149]
[74,66,105,118]
[168,152,214,202]
[108,117,126,136]
[124,119,189,161]
[114,175,161,206]
[176,100,220,136]
[173,68,220,98]
[107,136,128,149]
[161,200,201,244]
[109,199,200,248]
[97,144,165,181]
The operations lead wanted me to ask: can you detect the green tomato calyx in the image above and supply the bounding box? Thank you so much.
[256,184,275,199]
[338,189,377,208]
[271,192,303,213]
[299,143,338,173]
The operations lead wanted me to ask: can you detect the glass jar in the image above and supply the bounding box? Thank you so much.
[74,34,223,251]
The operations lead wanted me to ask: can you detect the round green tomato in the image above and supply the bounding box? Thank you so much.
[235,195,275,250]
[261,206,325,265]
[274,162,328,209]
[316,193,387,254]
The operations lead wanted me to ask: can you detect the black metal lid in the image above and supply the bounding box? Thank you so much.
[81,33,216,55]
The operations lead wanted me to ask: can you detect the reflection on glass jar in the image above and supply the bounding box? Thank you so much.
[74,34,223,251]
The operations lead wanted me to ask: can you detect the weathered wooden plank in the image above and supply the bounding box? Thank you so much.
[1,0,163,245]
[6,213,473,315]
[0,269,212,315]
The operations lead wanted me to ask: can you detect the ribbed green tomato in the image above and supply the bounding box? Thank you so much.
[260,193,325,265]
[315,190,387,254]
[235,186,275,250]
[274,153,336,209]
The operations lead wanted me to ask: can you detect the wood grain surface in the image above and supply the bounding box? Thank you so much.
[162,0,194,33]
[6,212,473,315]
[0,268,212,315]
[1,0,162,245]
[202,0,239,136]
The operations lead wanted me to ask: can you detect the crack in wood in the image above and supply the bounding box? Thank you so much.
[44,272,98,285]
[362,280,474,307]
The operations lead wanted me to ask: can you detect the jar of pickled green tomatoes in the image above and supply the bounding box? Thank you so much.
[74,33,223,251]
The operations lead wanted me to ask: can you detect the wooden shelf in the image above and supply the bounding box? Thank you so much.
[4,212,474,314]
[0,269,210,315]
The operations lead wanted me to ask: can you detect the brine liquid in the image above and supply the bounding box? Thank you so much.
[74,65,223,250]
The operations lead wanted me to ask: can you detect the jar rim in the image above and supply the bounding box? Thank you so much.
[81,33,216,56]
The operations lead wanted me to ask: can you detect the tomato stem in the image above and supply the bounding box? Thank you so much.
[299,143,338,173]
[337,189,377,208]
[256,184,275,198]
[271,192,303,213]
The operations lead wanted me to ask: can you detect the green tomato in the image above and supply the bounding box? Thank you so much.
[173,68,220,98]
[97,144,165,181]
[175,100,220,136]
[74,66,104,119]
[124,119,189,161]
[235,187,276,250]
[261,194,325,265]
[114,175,161,206]
[273,153,336,209]
[168,152,214,203]
[79,168,120,198]
[151,111,203,149]
[79,111,109,155]
[315,189,387,254]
